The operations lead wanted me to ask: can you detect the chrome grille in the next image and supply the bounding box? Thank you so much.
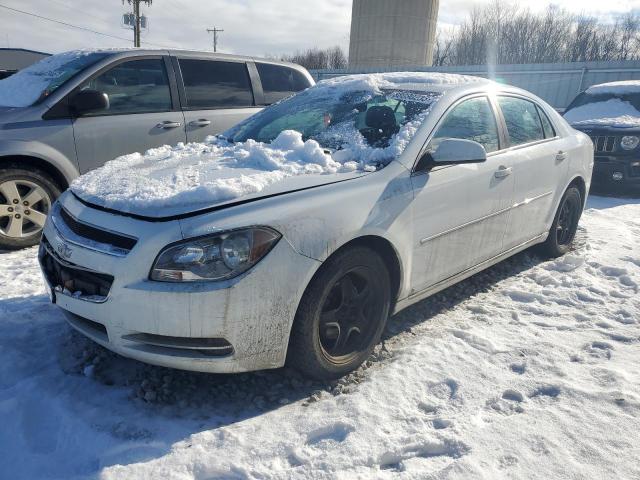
[50,203,137,256]
[590,136,617,153]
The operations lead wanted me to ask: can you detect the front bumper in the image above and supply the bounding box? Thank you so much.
[40,192,320,373]
[591,156,640,189]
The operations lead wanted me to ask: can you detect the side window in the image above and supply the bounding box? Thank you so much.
[498,96,544,146]
[81,58,172,115]
[256,63,311,104]
[430,96,499,153]
[178,59,253,108]
[537,105,556,139]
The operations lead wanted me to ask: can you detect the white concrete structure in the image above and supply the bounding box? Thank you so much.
[348,0,439,68]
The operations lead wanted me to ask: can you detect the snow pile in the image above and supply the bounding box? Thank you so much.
[586,80,640,95]
[72,72,480,214]
[564,98,640,127]
[1,195,639,479]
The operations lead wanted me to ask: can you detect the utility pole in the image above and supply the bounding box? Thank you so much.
[124,0,152,47]
[207,27,224,52]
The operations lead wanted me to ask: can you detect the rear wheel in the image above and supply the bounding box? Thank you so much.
[0,168,61,250]
[538,186,583,258]
[287,246,391,380]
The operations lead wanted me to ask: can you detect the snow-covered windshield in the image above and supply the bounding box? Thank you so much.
[564,91,640,127]
[72,73,485,216]
[0,51,110,107]
[227,87,440,166]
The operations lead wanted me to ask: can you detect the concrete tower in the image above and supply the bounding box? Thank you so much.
[348,0,439,68]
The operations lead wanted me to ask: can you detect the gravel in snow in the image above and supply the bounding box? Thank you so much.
[0,195,639,479]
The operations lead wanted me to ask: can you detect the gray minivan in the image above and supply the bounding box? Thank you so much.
[0,49,314,249]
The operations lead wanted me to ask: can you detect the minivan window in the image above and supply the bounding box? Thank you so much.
[0,51,109,107]
[430,96,499,153]
[537,105,556,138]
[80,58,172,115]
[498,96,545,146]
[256,63,311,104]
[179,59,254,108]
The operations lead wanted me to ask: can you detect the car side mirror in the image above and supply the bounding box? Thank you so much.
[69,89,109,116]
[416,138,487,172]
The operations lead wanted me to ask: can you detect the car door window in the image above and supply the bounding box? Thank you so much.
[430,96,499,153]
[81,58,172,115]
[498,96,545,146]
[179,59,254,108]
[537,105,556,139]
[256,63,312,104]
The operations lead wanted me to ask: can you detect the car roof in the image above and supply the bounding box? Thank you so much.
[585,80,640,96]
[83,48,306,71]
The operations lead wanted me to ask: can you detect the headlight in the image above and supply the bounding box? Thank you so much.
[620,136,640,150]
[150,227,281,282]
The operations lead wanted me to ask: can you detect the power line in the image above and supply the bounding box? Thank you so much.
[0,3,174,49]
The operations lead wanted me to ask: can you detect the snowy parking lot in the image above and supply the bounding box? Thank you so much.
[0,194,639,479]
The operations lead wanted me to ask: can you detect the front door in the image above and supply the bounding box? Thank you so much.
[175,57,262,143]
[72,57,186,173]
[410,96,514,293]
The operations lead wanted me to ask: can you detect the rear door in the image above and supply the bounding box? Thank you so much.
[72,56,186,173]
[174,57,261,143]
[496,96,570,249]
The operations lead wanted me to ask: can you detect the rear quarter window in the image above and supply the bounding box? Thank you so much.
[256,63,311,105]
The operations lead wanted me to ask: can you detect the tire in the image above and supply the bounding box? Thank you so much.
[538,186,583,258]
[0,166,61,250]
[287,246,391,380]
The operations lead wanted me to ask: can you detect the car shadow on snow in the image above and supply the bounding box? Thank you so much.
[587,191,640,210]
[55,243,552,421]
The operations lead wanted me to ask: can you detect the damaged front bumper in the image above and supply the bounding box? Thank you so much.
[39,192,320,373]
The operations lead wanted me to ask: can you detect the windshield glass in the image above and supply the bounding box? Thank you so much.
[564,92,640,126]
[0,51,110,107]
[226,87,440,166]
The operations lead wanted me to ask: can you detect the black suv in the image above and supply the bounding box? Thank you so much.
[564,83,640,191]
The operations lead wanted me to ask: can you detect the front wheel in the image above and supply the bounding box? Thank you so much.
[287,246,391,380]
[538,186,583,258]
[0,167,61,250]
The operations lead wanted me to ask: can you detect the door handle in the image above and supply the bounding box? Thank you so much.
[494,166,512,178]
[556,151,567,161]
[156,121,182,129]
[188,119,212,127]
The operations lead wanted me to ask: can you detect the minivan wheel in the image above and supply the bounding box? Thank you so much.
[538,186,583,258]
[0,168,61,250]
[287,246,391,380]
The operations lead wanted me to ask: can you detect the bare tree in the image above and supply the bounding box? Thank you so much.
[435,3,640,66]
[281,46,348,70]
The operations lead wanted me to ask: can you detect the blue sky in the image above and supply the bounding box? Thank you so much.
[0,0,638,56]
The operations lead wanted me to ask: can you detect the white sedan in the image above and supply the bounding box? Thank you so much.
[39,73,593,379]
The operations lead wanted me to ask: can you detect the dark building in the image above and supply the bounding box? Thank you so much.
[0,48,50,80]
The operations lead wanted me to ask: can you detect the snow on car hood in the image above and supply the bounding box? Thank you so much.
[71,131,378,218]
[564,99,640,128]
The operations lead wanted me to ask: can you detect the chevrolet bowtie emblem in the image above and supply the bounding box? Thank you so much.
[56,241,73,259]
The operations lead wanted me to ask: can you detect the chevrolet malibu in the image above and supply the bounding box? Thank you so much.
[39,73,593,379]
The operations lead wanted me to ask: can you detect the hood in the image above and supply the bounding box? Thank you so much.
[71,131,377,219]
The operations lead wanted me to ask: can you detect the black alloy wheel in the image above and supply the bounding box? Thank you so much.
[288,246,391,379]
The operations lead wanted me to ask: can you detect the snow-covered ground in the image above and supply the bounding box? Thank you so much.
[1,194,639,480]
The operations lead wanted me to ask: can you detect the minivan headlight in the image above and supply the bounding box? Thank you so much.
[621,136,640,150]
[150,227,281,282]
